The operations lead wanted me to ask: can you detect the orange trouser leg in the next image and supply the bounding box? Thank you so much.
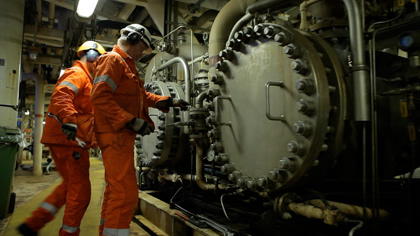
[97,132,137,235]
[60,145,91,236]
[24,145,90,235]
[61,146,91,223]
[24,145,70,232]
[98,188,109,235]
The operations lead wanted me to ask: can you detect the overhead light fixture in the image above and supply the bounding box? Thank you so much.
[76,0,99,18]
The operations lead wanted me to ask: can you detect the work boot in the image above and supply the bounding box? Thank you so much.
[17,223,38,236]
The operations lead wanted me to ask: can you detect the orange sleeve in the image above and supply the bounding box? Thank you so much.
[91,55,135,130]
[50,68,86,124]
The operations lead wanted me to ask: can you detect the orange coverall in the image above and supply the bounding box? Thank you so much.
[24,60,95,235]
[91,45,169,236]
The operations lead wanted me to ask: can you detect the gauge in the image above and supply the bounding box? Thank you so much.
[206,149,215,162]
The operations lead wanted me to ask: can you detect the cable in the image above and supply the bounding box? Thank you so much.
[348,220,364,236]
[170,179,184,204]
[0,104,18,111]
[367,7,405,32]
[220,194,231,220]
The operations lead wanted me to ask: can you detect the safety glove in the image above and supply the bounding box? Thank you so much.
[61,123,77,140]
[155,97,190,111]
[129,118,154,136]
[173,98,190,110]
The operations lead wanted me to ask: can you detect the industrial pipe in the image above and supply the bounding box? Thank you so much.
[299,0,322,31]
[192,10,219,29]
[158,172,182,183]
[156,167,217,188]
[156,57,191,133]
[37,0,42,23]
[208,0,258,66]
[194,141,228,190]
[22,73,45,176]
[307,199,390,220]
[188,54,207,66]
[195,141,213,190]
[278,198,389,226]
[48,3,55,29]
[228,0,299,41]
[157,170,196,183]
[156,57,190,102]
[195,90,209,108]
[287,202,335,224]
[246,0,298,14]
[342,0,371,121]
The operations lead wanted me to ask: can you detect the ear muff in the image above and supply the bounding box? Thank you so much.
[137,28,153,49]
[86,49,100,62]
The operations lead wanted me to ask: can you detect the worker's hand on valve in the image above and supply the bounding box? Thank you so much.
[129,118,154,136]
[61,123,77,140]
[172,98,190,110]
[155,97,190,111]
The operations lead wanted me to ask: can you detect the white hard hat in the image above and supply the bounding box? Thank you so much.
[120,24,154,50]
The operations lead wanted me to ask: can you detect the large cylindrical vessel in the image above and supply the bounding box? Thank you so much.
[0,0,25,127]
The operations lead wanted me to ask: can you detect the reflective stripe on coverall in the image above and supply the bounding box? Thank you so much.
[24,61,94,235]
[91,45,170,235]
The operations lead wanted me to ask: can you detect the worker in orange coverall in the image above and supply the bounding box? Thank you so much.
[18,41,106,236]
[91,24,189,236]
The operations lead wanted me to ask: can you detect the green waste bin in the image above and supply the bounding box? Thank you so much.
[0,126,22,219]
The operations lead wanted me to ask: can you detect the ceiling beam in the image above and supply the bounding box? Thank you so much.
[24,35,64,47]
[144,0,165,35]
[23,55,62,66]
[175,0,228,11]
[117,3,137,20]
[113,0,228,10]
[133,8,149,24]
[113,0,165,35]
[24,25,64,42]
[95,10,132,23]
[43,0,74,11]
[113,0,147,7]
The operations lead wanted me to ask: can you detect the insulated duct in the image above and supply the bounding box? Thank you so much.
[22,73,45,176]
[0,0,25,127]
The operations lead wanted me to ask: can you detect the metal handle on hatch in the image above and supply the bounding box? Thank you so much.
[265,81,286,121]
[214,95,232,126]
